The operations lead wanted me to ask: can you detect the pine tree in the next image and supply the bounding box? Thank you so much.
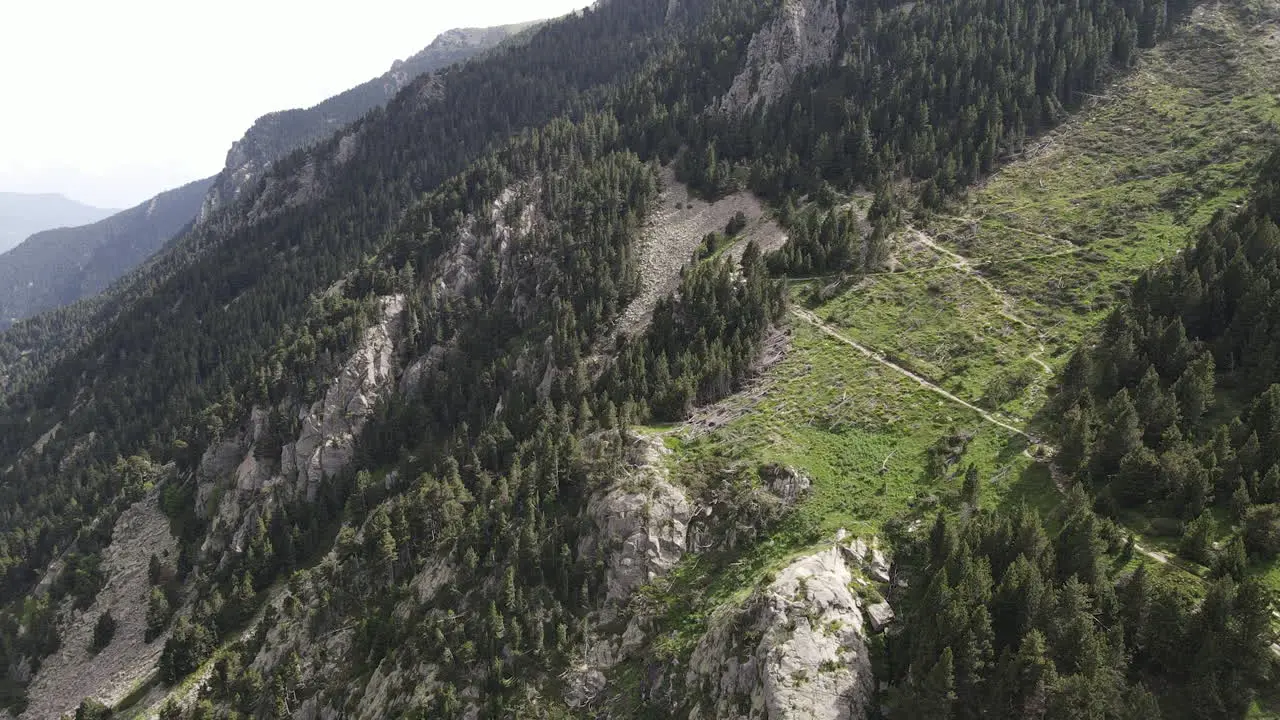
[1059,403,1095,476]
[1096,390,1143,478]
[962,464,981,508]
[1178,513,1213,565]
[1214,536,1248,580]
[1008,630,1056,719]
[1175,353,1215,427]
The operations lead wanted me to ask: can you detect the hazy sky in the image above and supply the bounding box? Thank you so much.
[0,0,589,209]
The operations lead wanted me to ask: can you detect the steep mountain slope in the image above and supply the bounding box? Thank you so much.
[0,178,213,329]
[0,2,764,714]
[0,22,531,332]
[1,0,1278,718]
[0,193,116,254]
[199,21,539,218]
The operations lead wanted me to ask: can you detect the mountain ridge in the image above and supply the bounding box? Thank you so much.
[0,178,214,329]
[0,193,117,255]
[0,20,536,332]
[198,20,541,220]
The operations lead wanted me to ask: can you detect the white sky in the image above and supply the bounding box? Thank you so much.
[0,0,589,209]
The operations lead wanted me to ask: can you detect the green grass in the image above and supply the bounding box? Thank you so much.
[927,2,1280,352]
[671,323,1041,535]
[814,267,1050,421]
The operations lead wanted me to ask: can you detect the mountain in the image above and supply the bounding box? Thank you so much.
[0,193,116,254]
[199,21,541,217]
[0,22,534,330]
[0,178,213,328]
[1,0,1278,718]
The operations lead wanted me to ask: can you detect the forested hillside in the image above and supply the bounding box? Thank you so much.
[0,0,1276,717]
[0,1,774,714]
[1054,149,1280,582]
[0,20,529,361]
[0,194,117,254]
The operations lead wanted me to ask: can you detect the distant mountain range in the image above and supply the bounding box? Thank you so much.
[0,193,117,254]
[0,178,214,327]
[0,21,537,329]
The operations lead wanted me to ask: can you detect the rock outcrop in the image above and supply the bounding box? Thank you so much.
[685,546,875,720]
[720,0,844,114]
[567,442,823,712]
[565,431,693,708]
[198,294,406,560]
[286,294,405,499]
[579,432,691,615]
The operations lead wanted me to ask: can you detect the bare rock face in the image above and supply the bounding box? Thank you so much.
[19,498,178,720]
[565,432,692,708]
[838,533,892,584]
[579,432,691,613]
[720,0,844,114]
[432,183,540,305]
[567,447,820,712]
[865,602,895,633]
[761,463,813,504]
[686,546,874,720]
[284,294,405,500]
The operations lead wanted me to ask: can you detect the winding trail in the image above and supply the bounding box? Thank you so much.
[783,244,1081,284]
[934,214,1080,251]
[1028,345,1054,376]
[909,226,1062,377]
[909,228,1037,332]
[791,307,1031,440]
[796,226,1180,570]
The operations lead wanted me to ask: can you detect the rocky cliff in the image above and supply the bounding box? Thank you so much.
[198,294,405,559]
[720,0,846,114]
[684,545,875,720]
[579,433,691,614]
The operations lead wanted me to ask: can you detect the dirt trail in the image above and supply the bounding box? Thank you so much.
[799,298,1174,571]
[935,214,1080,251]
[792,307,1031,440]
[909,226,1063,378]
[1028,346,1053,376]
[910,228,1038,332]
